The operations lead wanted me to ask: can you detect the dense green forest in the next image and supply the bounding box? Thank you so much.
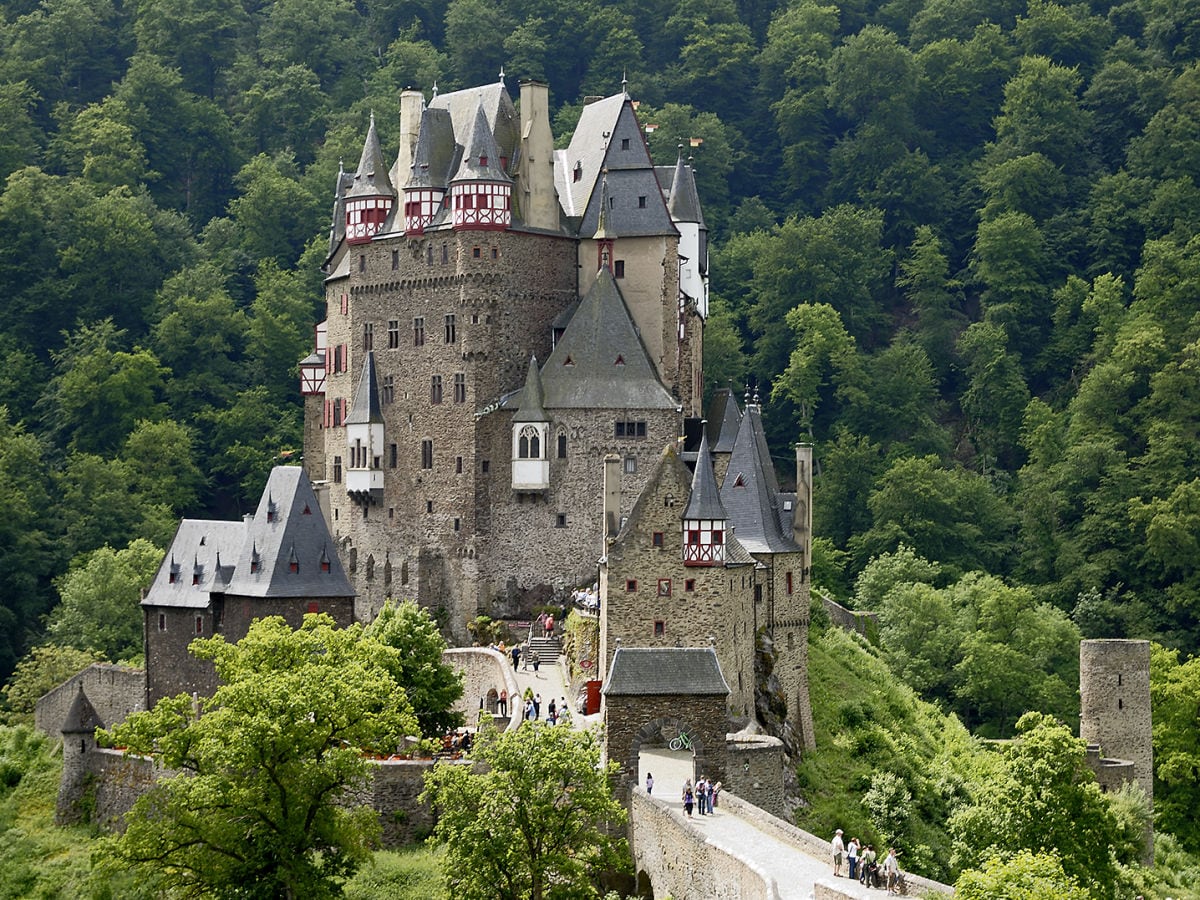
[1,0,1199,718]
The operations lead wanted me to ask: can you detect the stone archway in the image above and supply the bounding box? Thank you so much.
[626,717,712,802]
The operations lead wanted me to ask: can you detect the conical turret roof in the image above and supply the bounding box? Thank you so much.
[667,149,706,227]
[62,685,104,734]
[346,114,395,200]
[346,352,384,425]
[451,105,511,183]
[513,356,548,422]
[683,427,726,521]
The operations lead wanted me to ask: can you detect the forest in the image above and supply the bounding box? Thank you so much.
[1,0,1199,742]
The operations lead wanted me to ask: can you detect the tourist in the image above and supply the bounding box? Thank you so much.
[646,772,654,795]
[511,644,521,668]
[521,641,530,669]
[532,649,541,672]
[861,844,878,888]
[682,780,694,817]
[696,776,707,814]
[712,780,722,809]
[548,697,557,725]
[832,828,844,877]
[545,613,555,637]
[533,692,541,719]
[705,779,715,814]
[883,847,900,894]
[847,837,860,881]
[524,698,535,721]
[498,688,508,716]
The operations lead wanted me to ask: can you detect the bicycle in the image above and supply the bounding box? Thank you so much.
[668,732,693,752]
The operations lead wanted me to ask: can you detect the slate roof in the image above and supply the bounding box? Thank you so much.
[500,268,676,411]
[345,114,395,200]
[512,356,547,423]
[61,685,104,734]
[719,403,800,555]
[603,647,730,696]
[327,163,355,256]
[666,151,705,227]
[706,389,742,452]
[142,467,353,610]
[428,82,519,168]
[346,351,383,425]
[683,428,726,521]
[452,104,513,184]
[404,107,455,190]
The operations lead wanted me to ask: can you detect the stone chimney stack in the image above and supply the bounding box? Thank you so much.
[518,79,559,232]
[390,88,425,189]
[793,443,813,584]
[603,453,622,548]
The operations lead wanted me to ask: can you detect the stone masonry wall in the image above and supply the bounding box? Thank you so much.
[724,733,787,818]
[605,693,728,803]
[1079,639,1153,805]
[443,647,520,730]
[35,664,144,736]
[629,790,779,900]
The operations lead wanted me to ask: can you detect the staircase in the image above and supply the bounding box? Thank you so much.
[527,635,562,661]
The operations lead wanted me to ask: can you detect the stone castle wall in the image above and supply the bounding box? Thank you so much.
[444,647,520,729]
[724,733,788,819]
[1079,639,1153,804]
[629,790,780,900]
[35,664,145,735]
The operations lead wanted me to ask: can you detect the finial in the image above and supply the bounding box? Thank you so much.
[431,80,439,99]
[622,70,629,97]
[498,66,505,83]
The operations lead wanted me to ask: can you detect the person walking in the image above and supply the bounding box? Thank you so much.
[847,837,860,881]
[511,644,521,668]
[533,692,541,719]
[498,688,508,717]
[682,781,694,817]
[646,772,654,795]
[532,649,541,672]
[832,829,845,877]
[548,697,557,725]
[521,641,530,670]
[861,845,878,887]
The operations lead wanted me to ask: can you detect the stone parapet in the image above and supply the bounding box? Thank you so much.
[35,664,145,737]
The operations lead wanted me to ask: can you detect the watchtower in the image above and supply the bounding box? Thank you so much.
[1079,639,1153,806]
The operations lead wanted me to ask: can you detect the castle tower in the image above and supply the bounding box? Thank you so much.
[511,356,549,491]
[517,80,559,232]
[345,351,385,506]
[1080,639,1153,804]
[390,88,425,191]
[344,114,396,244]
[450,105,512,231]
[682,427,726,566]
[56,685,103,825]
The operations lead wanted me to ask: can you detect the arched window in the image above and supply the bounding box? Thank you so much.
[518,425,541,459]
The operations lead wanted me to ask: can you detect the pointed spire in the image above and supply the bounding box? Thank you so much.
[452,104,510,183]
[513,356,548,423]
[346,112,395,199]
[668,146,704,225]
[346,351,384,425]
[684,425,727,521]
[431,80,439,99]
[498,66,506,83]
[594,169,615,244]
[621,70,629,98]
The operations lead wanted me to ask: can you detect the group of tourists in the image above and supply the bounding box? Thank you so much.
[679,776,721,817]
[507,641,542,671]
[518,691,571,726]
[833,829,902,893]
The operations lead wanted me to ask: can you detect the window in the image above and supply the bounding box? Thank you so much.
[713,530,724,545]
[333,455,342,482]
[332,397,343,426]
[454,373,466,403]
[340,293,349,315]
[358,255,365,272]
[421,440,433,469]
[431,375,443,404]
[621,138,630,150]
[445,314,457,343]
[454,518,461,531]
[685,579,695,592]
[615,420,647,439]
[624,456,637,474]
[654,620,665,637]
[382,375,394,404]
[626,579,638,592]
[426,500,433,513]
[482,460,490,473]
[414,317,425,346]
[556,513,567,528]
[472,246,481,258]
[688,529,700,545]
[573,161,582,182]
[391,249,399,269]
[363,323,373,350]
[491,248,499,259]
[518,425,541,459]
[557,433,567,458]
[441,243,448,263]
[786,572,794,594]
[196,616,203,634]
[158,613,165,632]
[456,456,463,474]
[389,443,397,468]
[614,259,625,278]
[657,579,671,596]
[652,532,664,548]
[638,195,646,208]
[388,319,399,348]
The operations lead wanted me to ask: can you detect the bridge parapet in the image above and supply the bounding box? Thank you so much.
[629,790,781,900]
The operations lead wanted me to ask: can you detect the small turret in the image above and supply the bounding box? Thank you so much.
[403,108,449,235]
[450,105,512,231]
[56,685,104,825]
[345,114,396,244]
[511,356,549,491]
[682,426,726,566]
[345,351,385,505]
[594,170,616,273]
[668,149,709,319]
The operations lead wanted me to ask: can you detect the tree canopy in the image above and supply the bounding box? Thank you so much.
[99,615,419,899]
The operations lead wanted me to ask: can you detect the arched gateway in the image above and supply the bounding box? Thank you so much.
[601,647,730,804]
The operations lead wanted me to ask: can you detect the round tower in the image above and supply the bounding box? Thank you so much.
[1079,639,1153,805]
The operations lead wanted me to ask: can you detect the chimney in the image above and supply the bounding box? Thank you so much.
[794,444,813,582]
[518,80,559,231]
[390,88,425,189]
[603,453,622,548]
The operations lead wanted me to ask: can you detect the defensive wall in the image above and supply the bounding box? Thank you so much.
[444,646,521,731]
[35,664,144,737]
[629,790,781,900]
[818,592,877,640]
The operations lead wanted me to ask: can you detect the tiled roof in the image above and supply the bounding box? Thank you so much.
[706,389,742,452]
[345,114,395,200]
[683,429,726,520]
[451,104,512,184]
[512,356,547,423]
[61,686,104,733]
[346,351,383,425]
[404,107,455,189]
[143,519,247,609]
[603,647,730,696]
[666,152,705,227]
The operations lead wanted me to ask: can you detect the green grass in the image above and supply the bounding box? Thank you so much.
[343,844,449,899]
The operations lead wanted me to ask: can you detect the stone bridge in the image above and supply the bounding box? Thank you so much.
[627,788,954,900]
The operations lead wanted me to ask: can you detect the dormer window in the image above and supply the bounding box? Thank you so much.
[289,561,299,573]
[479,155,488,167]
[573,162,582,182]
